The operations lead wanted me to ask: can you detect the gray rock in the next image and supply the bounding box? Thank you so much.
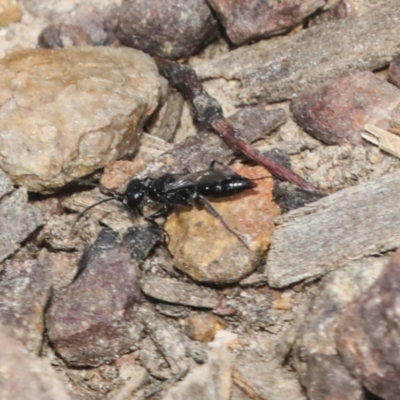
[0,187,42,264]
[0,168,13,199]
[0,47,161,192]
[0,259,52,354]
[195,4,400,105]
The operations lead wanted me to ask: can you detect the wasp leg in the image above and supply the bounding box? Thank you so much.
[146,204,175,243]
[197,195,250,248]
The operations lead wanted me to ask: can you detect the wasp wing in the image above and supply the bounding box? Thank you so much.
[163,170,208,192]
[164,162,240,193]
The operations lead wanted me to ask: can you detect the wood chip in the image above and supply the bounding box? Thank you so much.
[264,170,400,288]
[362,124,400,158]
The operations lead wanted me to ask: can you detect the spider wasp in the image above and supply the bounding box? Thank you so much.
[75,161,265,245]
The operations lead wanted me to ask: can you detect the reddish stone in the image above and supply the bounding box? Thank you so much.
[165,164,281,284]
[207,0,324,45]
[291,71,400,145]
[47,232,143,367]
[337,248,400,400]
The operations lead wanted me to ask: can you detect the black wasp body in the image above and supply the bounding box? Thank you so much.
[124,160,257,222]
[76,161,259,245]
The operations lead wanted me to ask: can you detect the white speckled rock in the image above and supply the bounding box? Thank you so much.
[0,47,161,192]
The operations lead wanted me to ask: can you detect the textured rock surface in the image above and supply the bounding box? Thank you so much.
[116,0,219,59]
[139,305,189,376]
[0,259,52,354]
[47,236,143,367]
[337,248,400,400]
[195,4,400,105]
[165,164,281,284]
[0,0,22,26]
[291,71,400,145]
[233,357,306,400]
[292,256,386,400]
[0,187,42,263]
[207,0,324,45]
[0,47,161,192]
[0,323,73,400]
[25,0,121,46]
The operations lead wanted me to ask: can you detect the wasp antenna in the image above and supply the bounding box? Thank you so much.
[70,196,119,234]
[251,175,273,181]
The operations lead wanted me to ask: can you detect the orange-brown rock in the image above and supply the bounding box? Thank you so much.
[165,164,281,284]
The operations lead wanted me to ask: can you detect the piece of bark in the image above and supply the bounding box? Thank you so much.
[195,3,400,105]
[264,169,400,288]
[141,276,220,308]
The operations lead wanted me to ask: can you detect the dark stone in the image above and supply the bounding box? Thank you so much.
[75,228,119,280]
[116,0,219,59]
[273,182,327,213]
[38,24,93,48]
[122,225,161,261]
[337,248,400,400]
